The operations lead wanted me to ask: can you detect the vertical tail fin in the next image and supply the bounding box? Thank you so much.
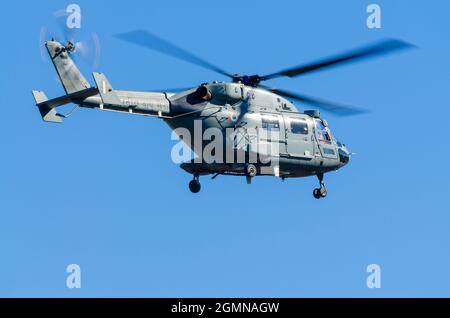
[92,72,121,106]
[46,40,91,94]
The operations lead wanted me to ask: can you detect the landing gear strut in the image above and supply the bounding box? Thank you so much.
[313,173,327,199]
[189,174,201,194]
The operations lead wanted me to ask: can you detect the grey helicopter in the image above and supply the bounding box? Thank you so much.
[32,30,413,198]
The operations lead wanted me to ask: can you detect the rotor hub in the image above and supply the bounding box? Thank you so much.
[65,41,76,54]
[232,75,261,87]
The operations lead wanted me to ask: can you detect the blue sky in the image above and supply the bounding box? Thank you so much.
[1,0,449,297]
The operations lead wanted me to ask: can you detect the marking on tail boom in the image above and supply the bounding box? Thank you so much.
[102,80,108,95]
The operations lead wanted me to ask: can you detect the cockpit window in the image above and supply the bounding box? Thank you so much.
[315,120,326,131]
[315,119,332,144]
[290,118,308,135]
[262,116,280,131]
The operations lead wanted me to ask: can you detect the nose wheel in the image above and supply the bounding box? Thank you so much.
[245,164,257,185]
[313,186,327,199]
[189,174,201,194]
[313,173,327,199]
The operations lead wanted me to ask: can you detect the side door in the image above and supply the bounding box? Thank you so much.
[283,114,314,158]
[258,113,286,158]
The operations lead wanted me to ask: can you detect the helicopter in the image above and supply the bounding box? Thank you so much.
[32,30,413,198]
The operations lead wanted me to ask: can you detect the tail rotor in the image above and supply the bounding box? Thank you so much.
[39,8,101,70]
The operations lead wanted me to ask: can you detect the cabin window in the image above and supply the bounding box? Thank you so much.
[262,117,280,131]
[290,118,308,135]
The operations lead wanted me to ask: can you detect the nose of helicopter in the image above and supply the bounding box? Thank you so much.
[337,142,351,167]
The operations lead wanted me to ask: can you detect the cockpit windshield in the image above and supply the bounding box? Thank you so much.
[315,119,326,131]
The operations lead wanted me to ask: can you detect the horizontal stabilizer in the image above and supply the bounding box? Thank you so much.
[32,90,62,123]
[32,88,99,123]
[93,72,122,106]
[36,88,99,109]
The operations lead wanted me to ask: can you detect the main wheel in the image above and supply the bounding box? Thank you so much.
[313,188,321,199]
[189,180,201,194]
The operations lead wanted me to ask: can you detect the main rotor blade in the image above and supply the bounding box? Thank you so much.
[260,39,415,81]
[115,30,234,78]
[263,86,368,117]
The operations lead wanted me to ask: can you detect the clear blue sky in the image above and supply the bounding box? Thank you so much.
[1,0,449,297]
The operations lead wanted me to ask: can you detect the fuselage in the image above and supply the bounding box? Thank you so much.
[167,82,350,178]
[77,81,349,178]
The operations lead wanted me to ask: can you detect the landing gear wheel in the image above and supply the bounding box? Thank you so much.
[313,173,328,199]
[246,164,257,178]
[313,188,322,199]
[189,179,201,194]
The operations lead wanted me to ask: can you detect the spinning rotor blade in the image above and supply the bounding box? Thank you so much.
[263,86,368,117]
[53,9,71,41]
[260,39,415,81]
[72,34,102,69]
[115,30,234,78]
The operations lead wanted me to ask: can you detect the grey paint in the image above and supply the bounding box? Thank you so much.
[33,40,351,185]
